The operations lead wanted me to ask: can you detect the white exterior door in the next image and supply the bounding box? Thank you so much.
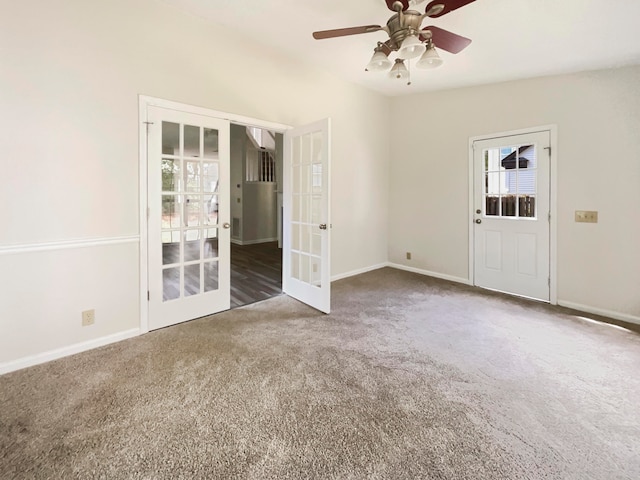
[473,131,551,301]
[283,119,331,313]
[147,106,231,330]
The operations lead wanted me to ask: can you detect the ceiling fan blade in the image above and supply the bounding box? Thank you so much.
[420,26,471,54]
[425,0,476,18]
[313,25,383,40]
[385,0,410,11]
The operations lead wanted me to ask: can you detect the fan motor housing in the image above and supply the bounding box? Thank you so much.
[386,10,424,50]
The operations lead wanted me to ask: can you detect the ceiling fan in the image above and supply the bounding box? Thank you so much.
[312,0,475,84]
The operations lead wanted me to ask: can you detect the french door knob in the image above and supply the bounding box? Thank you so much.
[475,219,482,224]
[223,222,230,229]
[319,224,327,230]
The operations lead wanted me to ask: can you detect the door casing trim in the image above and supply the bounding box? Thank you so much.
[467,125,558,305]
[138,95,291,333]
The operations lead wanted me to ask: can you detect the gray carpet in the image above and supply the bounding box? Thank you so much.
[1,267,639,479]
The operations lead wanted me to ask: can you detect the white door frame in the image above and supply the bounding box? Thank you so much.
[138,95,290,333]
[468,125,558,305]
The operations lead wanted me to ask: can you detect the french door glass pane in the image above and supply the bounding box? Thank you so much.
[185,161,201,192]
[184,125,200,157]
[162,196,180,228]
[162,159,180,192]
[203,128,218,158]
[184,264,200,297]
[204,261,219,292]
[204,229,219,259]
[160,122,222,302]
[162,122,180,155]
[184,230,201,262]
[163,268,180,301]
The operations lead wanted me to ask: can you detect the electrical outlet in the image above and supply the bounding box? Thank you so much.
[575,210,598,223]
[406,252,412,260]
[82,309,95,326]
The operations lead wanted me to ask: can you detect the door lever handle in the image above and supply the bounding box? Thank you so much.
[319,224,327,230]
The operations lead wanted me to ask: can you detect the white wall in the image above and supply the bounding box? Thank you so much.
[389,66,640,321]
[0,0,390,370]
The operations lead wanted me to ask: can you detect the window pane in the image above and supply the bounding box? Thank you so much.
[312,132,322,164]
[203,162,219,193]
[184,264,200,297]
[204,261,219,292]
[205,195,218,225]
[291,252,300,280]
[184,230,201,262]
[184,125,200,157]
[203,129,218,158]
[204,229,219,259]
[185,195,201,227]
[162,122,180,155]
[502,196,517,217]
[301,134,311,165]
[162,195,181,229]
[185,161,200,193]
[162,158,180,192]
[162,231,180,265]
[163,267,180,301]
[485,196,499,216]
[292,223,300,251]
[519,195,536,218]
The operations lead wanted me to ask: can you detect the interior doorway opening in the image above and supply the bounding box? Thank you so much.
[230,123,283,308]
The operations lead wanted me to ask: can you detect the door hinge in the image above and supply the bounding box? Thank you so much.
[544,146,551,156]
[548,277,551,287]
[147,207,150,220]
[548,212,551,223]
[147,291,150,301]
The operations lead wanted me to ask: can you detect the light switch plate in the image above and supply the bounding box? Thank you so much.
[575,210,598,223]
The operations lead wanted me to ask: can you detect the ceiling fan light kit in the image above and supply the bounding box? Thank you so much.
[313,0,476,86]
[366,44,394,71]
[389,58,410,79]
[416,40,443,69]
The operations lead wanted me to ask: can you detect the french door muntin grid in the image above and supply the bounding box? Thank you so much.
[161,121,220,301]
[483,143,538,219]
[290,132,323,287]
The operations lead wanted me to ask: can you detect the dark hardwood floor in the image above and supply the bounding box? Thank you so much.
[230,241,282,308]
[161,240,282,307]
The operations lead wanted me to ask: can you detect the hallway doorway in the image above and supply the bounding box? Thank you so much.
[230,123,283,308]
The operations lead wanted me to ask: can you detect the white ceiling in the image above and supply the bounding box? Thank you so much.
[161,0,640,97]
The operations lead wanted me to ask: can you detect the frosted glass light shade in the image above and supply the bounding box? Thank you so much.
[416,44,443,69]
[398,35,426,60]
[366,50,392,72]
[389,59,409,79]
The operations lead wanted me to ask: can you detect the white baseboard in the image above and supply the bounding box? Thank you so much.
[557,301,640,326]
[231,237,278,246]
[331,263,389,282]
[387,262,472,286]
[0,328,141,376]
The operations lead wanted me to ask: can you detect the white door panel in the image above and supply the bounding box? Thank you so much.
[473,131,550,301]
[147,106,230,330]
[283,119,331,313]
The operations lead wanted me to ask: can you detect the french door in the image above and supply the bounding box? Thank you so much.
[472,130,551,301]
[283,119,331,313]
[147,106,230,330]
